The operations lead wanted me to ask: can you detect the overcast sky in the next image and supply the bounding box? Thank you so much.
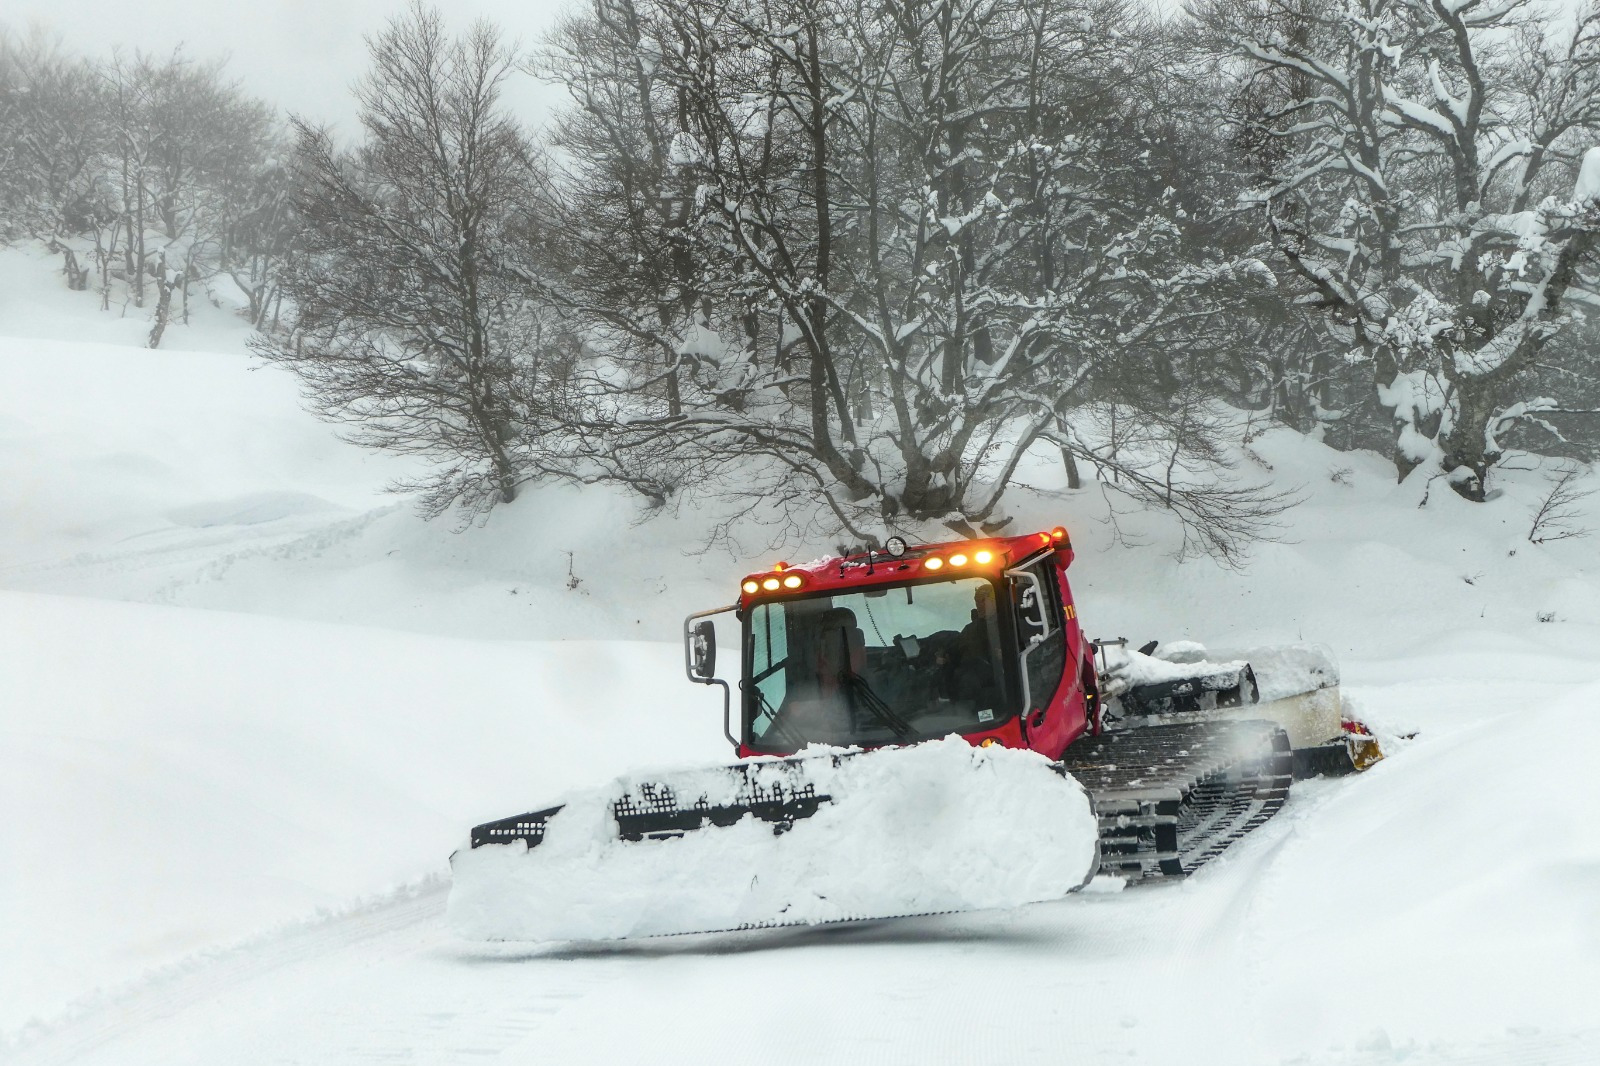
[3,0,574,133]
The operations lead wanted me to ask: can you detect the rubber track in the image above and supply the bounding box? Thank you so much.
[1058,720,1293,882]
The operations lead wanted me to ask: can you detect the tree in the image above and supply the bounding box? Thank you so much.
[99,49,281,339]
[539,0,1291,554]
[1201,0,1600,499]
[0,31,116,287]
[218,154,296,329]
[253,4,555,516]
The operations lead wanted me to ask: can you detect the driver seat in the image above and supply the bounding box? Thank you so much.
[815,607,866,693]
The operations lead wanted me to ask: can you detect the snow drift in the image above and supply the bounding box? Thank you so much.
[447,738,1099,942]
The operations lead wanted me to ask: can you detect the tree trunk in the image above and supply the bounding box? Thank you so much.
[1061,445,1081,490]
[1438,377,1498,501]
[133,178,146,307]
[147,254,178,348]
[489,439,519,503]
[59,247,88,290]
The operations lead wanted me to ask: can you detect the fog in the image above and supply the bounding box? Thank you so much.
[3,0,571,130]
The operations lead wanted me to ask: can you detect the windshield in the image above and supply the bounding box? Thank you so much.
[743,576,1012,751]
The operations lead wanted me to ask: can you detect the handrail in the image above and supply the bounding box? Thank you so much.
[1005,548,1058,716]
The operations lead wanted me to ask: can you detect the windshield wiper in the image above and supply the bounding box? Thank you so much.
[751,685,808,749]
[843,672,914,740]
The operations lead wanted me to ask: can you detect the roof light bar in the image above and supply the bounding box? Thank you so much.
[742,569,808,596]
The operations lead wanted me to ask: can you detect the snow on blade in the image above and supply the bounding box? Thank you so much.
[1202,643,1339,702]
[1102,640,1338,704]
[447,738,1098,943]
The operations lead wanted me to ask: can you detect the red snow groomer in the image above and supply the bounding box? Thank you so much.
[450,528,1380,943]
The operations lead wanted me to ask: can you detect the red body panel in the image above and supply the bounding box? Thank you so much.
[732,529,1096,762]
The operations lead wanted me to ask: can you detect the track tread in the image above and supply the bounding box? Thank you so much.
[1058,720,1293,882]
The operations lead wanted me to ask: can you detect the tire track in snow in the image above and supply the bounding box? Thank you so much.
[5,881,647,1066]
[143,506,398,607]
[5,882,450,1066]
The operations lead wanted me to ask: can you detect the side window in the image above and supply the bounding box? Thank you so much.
[1015,559,1066,712]
[747,603,788,739]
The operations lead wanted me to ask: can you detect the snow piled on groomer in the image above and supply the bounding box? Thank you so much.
[448,738,1098,943]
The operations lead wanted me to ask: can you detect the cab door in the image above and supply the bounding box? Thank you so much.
[1010,554,1087,758]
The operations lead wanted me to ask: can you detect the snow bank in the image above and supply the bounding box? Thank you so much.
[0,313,735,643]
[0,333,409,572]
[447,738,1098,942]
[0,590,719,1034]
[10,237,1600,663]
[0,243,256,353]
[1247,678,1600,1055]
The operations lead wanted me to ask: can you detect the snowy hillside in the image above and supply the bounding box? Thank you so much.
[4,246,1600,1063]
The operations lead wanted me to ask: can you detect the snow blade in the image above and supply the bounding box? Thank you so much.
[448,738,1099,944]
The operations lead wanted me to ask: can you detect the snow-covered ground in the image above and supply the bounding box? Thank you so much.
[4,245,1599,1063]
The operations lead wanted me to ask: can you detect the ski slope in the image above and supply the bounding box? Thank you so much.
[8,659,1599,1066]
[4,246,1600,1063]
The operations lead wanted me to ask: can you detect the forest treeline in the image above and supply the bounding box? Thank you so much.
[4,0,1600,555]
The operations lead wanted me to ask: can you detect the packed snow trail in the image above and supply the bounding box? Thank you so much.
[8,670,1600,1066]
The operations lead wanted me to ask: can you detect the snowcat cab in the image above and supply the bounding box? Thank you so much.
[690,528,1097,762]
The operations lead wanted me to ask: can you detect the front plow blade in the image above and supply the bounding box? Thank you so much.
[448,739,1098,943]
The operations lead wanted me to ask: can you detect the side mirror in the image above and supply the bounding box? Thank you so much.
[689,618,717,680]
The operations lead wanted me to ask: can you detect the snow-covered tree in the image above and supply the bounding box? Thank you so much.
[100,50,280,339]
[253,5,558,516]
[1,32,289,336]
[541,0,1292,552]
[0,32,116,287]
[1202,0,1600,498]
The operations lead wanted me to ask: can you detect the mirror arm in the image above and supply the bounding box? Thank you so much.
[684,604,739,748]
